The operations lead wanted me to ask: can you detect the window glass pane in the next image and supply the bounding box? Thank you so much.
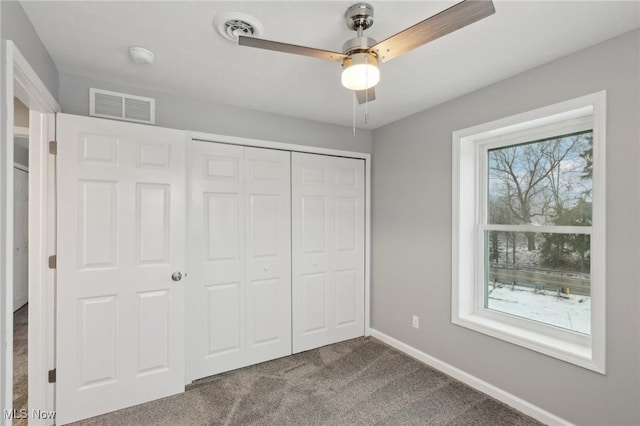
[488,131,593,226]
[485,231,590,334]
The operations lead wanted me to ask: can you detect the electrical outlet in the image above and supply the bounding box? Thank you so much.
[412,315,419,329]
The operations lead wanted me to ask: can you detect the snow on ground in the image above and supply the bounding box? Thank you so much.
[488,283,591,334]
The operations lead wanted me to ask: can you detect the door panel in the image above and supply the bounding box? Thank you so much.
[78,295,117,388]
[206,282,241,356]
[335,269,358,326]
[205,193,241,262]
[57,114,186,424]
[292,153,365,352]
[189,143,245,378]
[136,290,170,375]
[78,180,118,268]
[189,143,291,380]
[301,273,328,335]
[244,147,291,366]
[331,157,365,342]
[136,183,170,264]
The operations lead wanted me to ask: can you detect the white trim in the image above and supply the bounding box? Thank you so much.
[188,131,369,160]
[452,97,596,142]
[364,155,371,336]
[1,39,15,426]
[28,112,57,426]
[183,132,193,386]
[452,91,607,373]
[482,224,591,234]
[369,329,574,426]
[3,40,60,426]
[479,115,593,152]
[11,43,59,114]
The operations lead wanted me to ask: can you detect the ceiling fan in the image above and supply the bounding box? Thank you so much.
[238,0,495,104]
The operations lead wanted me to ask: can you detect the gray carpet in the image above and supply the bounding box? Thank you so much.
[73,337,542,426]
[13,304,28,426]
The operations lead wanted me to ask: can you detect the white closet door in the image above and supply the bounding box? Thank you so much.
[292,153,365,353]
[188,142,291,380]
[244,147,291,365]
[56,114,186,424]
[189,142,246,378]
[13,168,28,311]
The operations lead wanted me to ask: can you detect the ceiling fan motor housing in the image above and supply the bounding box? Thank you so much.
[342,36,377,54]
[345,3,374,31]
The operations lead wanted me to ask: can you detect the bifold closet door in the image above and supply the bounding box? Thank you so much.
[188,141,291,381]
[56,114,186,424]
[292,153,365,353]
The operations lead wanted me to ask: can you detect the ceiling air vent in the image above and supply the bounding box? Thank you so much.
[90,88,155,124]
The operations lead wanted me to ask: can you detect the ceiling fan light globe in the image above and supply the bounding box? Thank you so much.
[341,53,380,91]
[341,64,380,90]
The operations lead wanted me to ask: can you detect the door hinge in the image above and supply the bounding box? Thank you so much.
[48,369,56,383]
[48,255,56,269]
[49,141,57,155]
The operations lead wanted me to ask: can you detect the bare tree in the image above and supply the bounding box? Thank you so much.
[488,135,586,251]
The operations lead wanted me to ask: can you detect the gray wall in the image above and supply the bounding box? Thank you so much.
[59,73,372,153]
[1,1,59,100]
[371,29,639,425]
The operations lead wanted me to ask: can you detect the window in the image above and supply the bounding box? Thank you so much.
[452,92,606,373]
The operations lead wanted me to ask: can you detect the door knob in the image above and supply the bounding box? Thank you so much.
[171,272,183,282]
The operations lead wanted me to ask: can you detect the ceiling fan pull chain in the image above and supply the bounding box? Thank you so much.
[352,91,357,138]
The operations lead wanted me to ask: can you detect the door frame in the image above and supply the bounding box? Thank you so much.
[186,131,371,383]
[2,40,60,425]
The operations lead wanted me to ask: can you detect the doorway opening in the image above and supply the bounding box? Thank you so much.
[13,96,29,425]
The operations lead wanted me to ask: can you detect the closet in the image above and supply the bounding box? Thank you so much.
[187,143,366,381]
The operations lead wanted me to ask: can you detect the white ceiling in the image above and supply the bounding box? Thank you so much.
[20,1,640,130]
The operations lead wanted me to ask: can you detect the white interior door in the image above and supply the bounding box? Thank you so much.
[292,153,365,353]
[56,114,186,424]
[13,167,28,311]
[188,141,291,381]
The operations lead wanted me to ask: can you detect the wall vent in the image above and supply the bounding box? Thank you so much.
[90,88,155,124]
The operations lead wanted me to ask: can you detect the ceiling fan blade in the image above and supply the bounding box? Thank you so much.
[371,0,495,63]
[355,88,376,104]
[238,35,347,62]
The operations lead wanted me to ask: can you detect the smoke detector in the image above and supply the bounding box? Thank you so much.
[214,12,264,42]
[129,46,154,64]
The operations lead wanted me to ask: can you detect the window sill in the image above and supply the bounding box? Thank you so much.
[453,310,603,373]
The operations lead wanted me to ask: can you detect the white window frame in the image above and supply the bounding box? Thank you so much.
[452,91,606,373]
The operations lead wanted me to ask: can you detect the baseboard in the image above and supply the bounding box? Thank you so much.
[369,329,573,426]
